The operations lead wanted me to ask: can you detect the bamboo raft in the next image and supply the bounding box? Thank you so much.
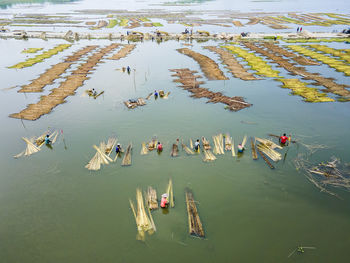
[182,143,195,155]
[169,68,251,111]
[10,43,120,121]
[124,98,146,109]
[147,138,158,151]
[18,46,98,93]
[146,186,158,210]
[185,188,205,238]
[108,44,136,60]
[224,133,232,151]
[85,138,116,170]
[166,179,175,208]
[14,130,59,158]
[212,134,225,155]
[171,143,179,157]
[130,188,156,241]
[176,48,228,80]
[122,143,132,166]
[241,42,350,99]
[256,147,275,169]
[201,136,211,150]
[203,149,216,162]
[140,142,149,155]
[204,46,258,80]
[251,137,258,160]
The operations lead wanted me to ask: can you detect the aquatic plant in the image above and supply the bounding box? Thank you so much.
[9,44,71,69]
[307,44,350,64]
[107,19,118,28]
[21,48,43,53]
[152,22,163,27]
[279,78,334,103]
[223,45,280,78]
[288,45,350,76]
[283,38,350,44]
[119,18,129,27]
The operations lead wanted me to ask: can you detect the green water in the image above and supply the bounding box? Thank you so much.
[1,38,350,262]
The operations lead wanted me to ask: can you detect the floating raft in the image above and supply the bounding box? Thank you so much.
[146,186,158,210]
[169,68,251,111]
[108,44,136,60]
[251,137,258,160]
[124,98,146,109]
[182,143,195,155]
[122,143,132,166]
[185,189,205,238]
[171,143,179,157]
[201,136,211,150]
[176,48,228,80]
[256,147,275,169]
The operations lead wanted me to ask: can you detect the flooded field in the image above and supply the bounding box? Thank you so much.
[1,1,350,262]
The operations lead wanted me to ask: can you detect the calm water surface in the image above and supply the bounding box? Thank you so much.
[0,1,350,262]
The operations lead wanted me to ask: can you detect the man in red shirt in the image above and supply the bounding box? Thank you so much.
[157,142,163,152]
[279,133,289,145]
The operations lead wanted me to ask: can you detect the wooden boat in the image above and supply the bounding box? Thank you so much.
[201,136,211,150]
[171,143,179,157]
[146,186,158,210]
[122,143,132,166]
[185,188,205,238]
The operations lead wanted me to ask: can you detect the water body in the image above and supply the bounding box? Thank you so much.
[1,1,350,263]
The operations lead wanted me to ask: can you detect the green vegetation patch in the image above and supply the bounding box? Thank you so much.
[107,19,118,28]
[152,22,163,27]
[21,48,43,54]
[119,18,129,27]
[9,44,71,69]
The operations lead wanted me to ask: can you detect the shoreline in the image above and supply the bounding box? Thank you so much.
[1,29,349,41]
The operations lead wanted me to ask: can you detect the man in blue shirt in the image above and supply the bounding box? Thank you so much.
[45,134,51,145]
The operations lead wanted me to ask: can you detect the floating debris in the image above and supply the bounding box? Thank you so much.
[185,188,205,238]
